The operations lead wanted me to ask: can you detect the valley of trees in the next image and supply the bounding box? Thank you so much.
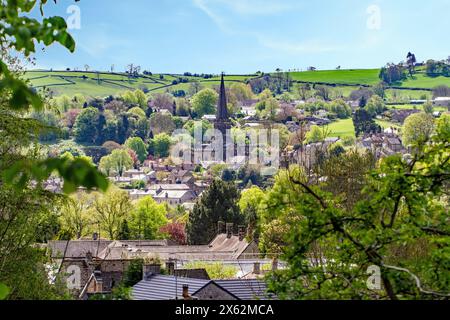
[0,0,449,302]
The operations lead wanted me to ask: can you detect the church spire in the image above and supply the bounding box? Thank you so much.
[216,72,228,121]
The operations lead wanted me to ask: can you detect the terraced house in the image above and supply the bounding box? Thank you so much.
[47,225,262,299]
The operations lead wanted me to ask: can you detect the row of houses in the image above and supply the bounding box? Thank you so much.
[82,260,274,300]
[285,129,407,171]
[132,272,274,301]
[107,162,210,206]
[359,132,405,158]
[47,224,275,300]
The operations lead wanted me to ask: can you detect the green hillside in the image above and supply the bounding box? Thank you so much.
[288,69,450,89]
[290,69,381,86]
[398,73,450,89]
[25,68,450,98]
[25,70,259,98]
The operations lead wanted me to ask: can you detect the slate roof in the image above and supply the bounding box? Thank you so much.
[148,184,191,191]
[48,240,173,259]
[214,279,271,300]
[240,99,259,107]
[48,240,110,259]
[48,234,255,261]
[131,275,274,300]
[129,189,156,197]
[152,190,194,200]
[132,275,208,300]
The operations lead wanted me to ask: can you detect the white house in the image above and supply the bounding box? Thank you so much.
[433,97,450,107]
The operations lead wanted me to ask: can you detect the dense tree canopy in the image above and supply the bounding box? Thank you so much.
[99,149,133,177]
[152,133,172,158]
[149,112,175,135]
[305,125,327,144]
[129,197,168,240]
[366,95,385,116]
[353,108,382,136]
[0,0,108,299]
[73,107,103,144]
[263,119,449,299]
[191,88,218,117]
[402,112,435,147]
[187,180,243,244]
[93,187,133,240]
[125,137,148,163]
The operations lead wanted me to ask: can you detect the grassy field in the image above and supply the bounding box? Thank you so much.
[399,73,450,89]
[290,69,381,86]
[328,118,406,139]
[387,104,447,112]
[25,68,450,100]
[208,75,257,81]
[376,119,401,130]
[289,69,450,90]
[385,89,432,101]
[327,119,355,138]
[326,105,447,139]
[25,70,258,97]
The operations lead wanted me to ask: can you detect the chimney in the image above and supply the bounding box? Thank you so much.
[238,225,246,241]
[95,278,103,293]
[217,221,225,234]
[226,223,234,238]
[86,251,93,262]
[165,260,175,275]
[253,262,261,275]
[142,263,161,280]
[182,284,190,300]
[94,270,103,292]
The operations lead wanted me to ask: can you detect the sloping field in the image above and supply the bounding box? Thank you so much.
[328,119,355,138]
[289,69,450,89]
[289,69,380,86]
[398,73,450,89]
[25,68,450,98]
[25,70,258,97]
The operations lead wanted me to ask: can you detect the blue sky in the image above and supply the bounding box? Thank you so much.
[32,0,450,73]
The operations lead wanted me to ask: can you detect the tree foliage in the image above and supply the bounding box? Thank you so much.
[125,137,148,163]
[129,196,168,240]
[183,261,238,280]
[159,222,186,245]
[191,88,218,117]
[402,112,435,147]
[93,187,133,240]
[187,180,243,244]
[99,149,133,177]
[352,108,381,137]
[264,121,450,299]
[152,133,172,158]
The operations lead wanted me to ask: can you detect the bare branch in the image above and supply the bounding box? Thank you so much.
[382,264,450,298]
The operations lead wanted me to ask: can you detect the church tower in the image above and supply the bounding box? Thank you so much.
[216,73,229,123]
[214,73,231,161]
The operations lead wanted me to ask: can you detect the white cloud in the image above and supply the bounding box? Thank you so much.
[192,0,299,32]
[192,0,229,32]
[192,0,341,56]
